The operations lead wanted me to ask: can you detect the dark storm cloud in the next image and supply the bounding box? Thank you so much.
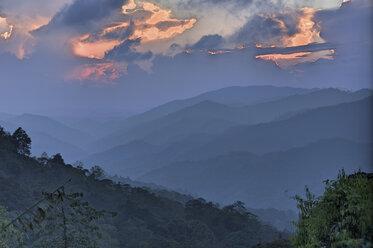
[155,20,189,31]
[33,0,128,35]
[276,11,302,36]
[104,38,152,62]
[50,0,125,28]
[231,14,286,46]
[188,34,224,50]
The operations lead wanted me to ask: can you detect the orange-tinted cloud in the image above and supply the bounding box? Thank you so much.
[282,8,324,47]
[0,15,51,59]
[253,8,324,49]
[72,35,122,59]
[207,50,231,55]
[255,44,276,48]
[67,61,128,82]
[72,1,196,59]
[255,49,335,68]
[0,17,13,40]
[253,7,335,69]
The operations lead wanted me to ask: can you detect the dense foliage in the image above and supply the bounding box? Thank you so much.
[292,171,373,248]
[252,239,294,248]
[0,126,286,247]
[0,206,25,248]
[2,125,371,248]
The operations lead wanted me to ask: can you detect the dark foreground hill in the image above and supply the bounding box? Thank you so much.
[0,126,288,248]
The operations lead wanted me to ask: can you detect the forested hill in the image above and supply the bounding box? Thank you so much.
[0,126,290,248]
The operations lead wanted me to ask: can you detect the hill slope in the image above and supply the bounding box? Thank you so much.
[0,126,287,248]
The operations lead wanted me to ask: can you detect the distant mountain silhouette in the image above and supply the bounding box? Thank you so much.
[88,85,316,151]
[84,89,372,177]
[89,88,371,152]
[119,85,315,128]
[182,96,373,160]
[140,139,373,210]
[84,140,159,173]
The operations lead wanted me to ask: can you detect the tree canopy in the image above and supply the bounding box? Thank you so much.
[12,128,31,157]
[0,125,287,247]
[292,170,373,248]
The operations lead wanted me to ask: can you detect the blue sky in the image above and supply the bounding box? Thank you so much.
[0,0,371,117]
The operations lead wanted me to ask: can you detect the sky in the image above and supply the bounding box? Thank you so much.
[0,0,372,118]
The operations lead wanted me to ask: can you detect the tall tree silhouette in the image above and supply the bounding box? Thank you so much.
[12,127,31,156]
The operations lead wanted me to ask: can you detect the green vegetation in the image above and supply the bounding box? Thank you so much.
[252,239,294,248]
[292,171,373,248]
[0,206,25,248]
[0,126,285,247]
[0,125,372,247]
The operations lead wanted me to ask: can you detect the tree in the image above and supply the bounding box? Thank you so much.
[3,182,115,248]
[251,239,294,248]
[51,153,65,165]
[12,128,31,156]
[292,170,373,248]
[0,126,6,137]
[89,165,105,180]
[37,152,49,166]
[31,190,113,248]
[73,161,84,170]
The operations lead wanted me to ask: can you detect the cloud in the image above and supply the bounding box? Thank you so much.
[232,14,286,47]
[315,0,373,45]
[183,5,333,68]
[0,16,13,40]
[46,0,124,30]
[185,3,326,54]
[255,49,335,68]
[105,38,152,61]
[66,61,128,83]
[250,0,372,82]
[0,0,371,119]
[0,0,370,92]
[184,0,255,8]
[0,15,45,59]
[0,0,72,18]
[65,0,196,59]
[231,7,323,48]
[188,34,224,49]
[214,6,337,69]
[31,0,195,82]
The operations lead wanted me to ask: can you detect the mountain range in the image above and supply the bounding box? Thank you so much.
[1,85,372,214]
